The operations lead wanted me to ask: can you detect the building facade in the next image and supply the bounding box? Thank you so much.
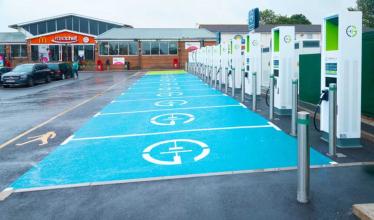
[95,28,216,70]
[0,14,216,70]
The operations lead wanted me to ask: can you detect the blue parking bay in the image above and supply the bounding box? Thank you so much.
[101,95,239,113]
[74,106,269,138]
[9,72,332,191]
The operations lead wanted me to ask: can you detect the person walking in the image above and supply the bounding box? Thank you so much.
[72,60,79,79]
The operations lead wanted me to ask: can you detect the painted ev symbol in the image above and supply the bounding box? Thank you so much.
[157,92,183,97]
[142,139,210,165]
[160,83,179,87]
[150,113,195,126]
[154,100,188,107]
[158,87,181,91]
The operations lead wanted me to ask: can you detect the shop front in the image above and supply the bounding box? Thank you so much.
[28,30,96,63]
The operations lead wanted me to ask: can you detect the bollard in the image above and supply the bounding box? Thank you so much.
[225,68,229,94]
[269,75,274,120]
[328,83,337,156]
[252,72,257,111]
[291,79,299,136]
[232,68,236,97]
[241,69,245,102]
[220,67,223,91]
[297,111,310,204]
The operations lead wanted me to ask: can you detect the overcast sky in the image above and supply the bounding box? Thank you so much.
[0,0,356,32]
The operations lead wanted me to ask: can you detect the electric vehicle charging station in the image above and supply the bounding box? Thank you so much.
[271,26,296,115]
[206,46,213,82]
[221,41,229,87]
[230,39,243,91]
[320,11,362,148]
[212,44,221,85]
[244,33,262,95]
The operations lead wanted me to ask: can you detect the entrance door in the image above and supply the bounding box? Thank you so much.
[62,45,72,62]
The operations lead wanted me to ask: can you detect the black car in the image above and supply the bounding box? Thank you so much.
[0,67,12,84]
[47,62,72,80]
[1,63,52,87]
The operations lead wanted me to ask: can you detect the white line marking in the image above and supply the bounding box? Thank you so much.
[10,162,374,196]
[93,112,101,117]
[122,88,213,94]
[240,103,247,108]
[268,122,281,131]
[0,188,13,201]
[99,104,243,116]
[70,125,273,141]
[134,80,202,85]
[112,94,225,103]
[61,135,74,145]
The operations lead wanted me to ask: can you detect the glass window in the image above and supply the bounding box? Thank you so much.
[11,45,27,57]
[107,24,115,31]
[31,45,39,61]
[74,45,84,61]
[66,16,72,30]
[30,24,38,35]
[151,41,159,55]
[47,20,56,32]
[38,22,46,35]
[109,42,118,55]
[23,25,30,34]
[303,41,320,48]
[73,17,79,32]
[49,45,59,61]
[90,21,98,35]
[79,18,89,34]
[159,42,168,55]
[168,41,178,55]
[99,22,107,34]
[84,45,94,61]
[129,41,138,55]
[118,42,128,55]
[0,45,5,55]
[99,42,109,55]
[20,45,27,57]
[57,18,65,30]
[141,41,151,55]
[11,45,19,57]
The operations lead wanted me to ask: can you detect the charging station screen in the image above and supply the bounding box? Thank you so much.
[273,60,279,69]
[326,63,337,75]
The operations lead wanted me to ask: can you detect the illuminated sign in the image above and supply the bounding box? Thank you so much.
[30,31,95,45]
[51,36,78,44]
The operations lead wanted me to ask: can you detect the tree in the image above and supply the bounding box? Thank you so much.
[349,0,374,28]
[260,9,277,25]
[260,9,312,25]
[289,14,312,25]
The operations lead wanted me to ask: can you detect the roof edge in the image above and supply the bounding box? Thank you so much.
[9,13,132,29]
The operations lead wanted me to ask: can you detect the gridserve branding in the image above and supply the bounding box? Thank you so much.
[346,25,358,38]
[284,35,292,43]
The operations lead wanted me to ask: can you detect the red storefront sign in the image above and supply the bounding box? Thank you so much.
[29,31,95,44]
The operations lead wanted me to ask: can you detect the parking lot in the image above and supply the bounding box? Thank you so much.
[0,71,372,220]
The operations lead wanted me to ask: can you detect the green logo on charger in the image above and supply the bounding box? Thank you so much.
[346,25,358,37]
[284,35,291,44]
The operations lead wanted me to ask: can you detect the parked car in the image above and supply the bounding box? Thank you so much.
[1,63,52,88]
[0,67,13,84]
[47,62,72,80]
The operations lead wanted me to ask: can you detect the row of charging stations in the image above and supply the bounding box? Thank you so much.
[188,10,362,148]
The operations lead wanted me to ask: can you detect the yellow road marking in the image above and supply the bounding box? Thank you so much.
[16,131,56,146]
[0,73,139,150]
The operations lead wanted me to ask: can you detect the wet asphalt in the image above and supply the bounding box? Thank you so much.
[0,72,373,220]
